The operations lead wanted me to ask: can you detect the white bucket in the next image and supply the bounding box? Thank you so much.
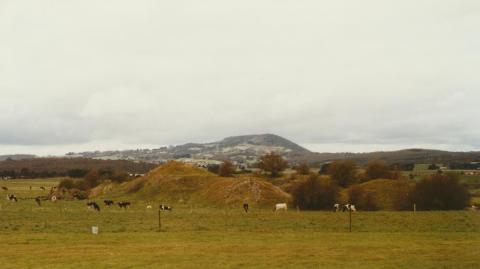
[91,226,99,234]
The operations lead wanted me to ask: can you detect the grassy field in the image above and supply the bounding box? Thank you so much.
[1,179,480,268]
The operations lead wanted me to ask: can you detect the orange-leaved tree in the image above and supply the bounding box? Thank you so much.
[258,152,288,177]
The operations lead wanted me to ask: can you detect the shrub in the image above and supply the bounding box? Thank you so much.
[327,160,358,187]
[294,162,310,175]
[70,189,88,200]
[73,180,88,191]
[58,178,75,189]
[292,174,338,210]
[412,173,470,210]
[207,164,220,174]
[319,163,330,174]
[363,160,401,181]
[218,161,235,177]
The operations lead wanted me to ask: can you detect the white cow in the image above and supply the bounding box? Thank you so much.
[274,203,288,212]
[333,203,340,212]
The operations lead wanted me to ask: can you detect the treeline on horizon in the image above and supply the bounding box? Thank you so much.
[0,157,156,179]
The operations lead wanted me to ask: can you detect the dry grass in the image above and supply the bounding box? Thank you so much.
[2,178,479,268]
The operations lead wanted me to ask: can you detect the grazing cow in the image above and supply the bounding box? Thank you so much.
[7,194,17,202]
[40,186,46,191]
[118,201,131,209]
[103,200,114,206]
[274,203,287,212]
[35,197,41,206]
[159,204,172,211]
[87,202,101,211]
[333,203,340,212]
[243,203,249,213]
[343,204,356,212]
[1,186,8,191]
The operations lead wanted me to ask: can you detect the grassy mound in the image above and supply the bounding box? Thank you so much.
[346,179,413,210]
[90,161,290,206]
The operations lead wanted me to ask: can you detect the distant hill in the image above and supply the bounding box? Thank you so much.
[307,149,480,166]
[90,161,291,206]
[71,134,310,164]
[66,134,480,166]
[0,154,36,161]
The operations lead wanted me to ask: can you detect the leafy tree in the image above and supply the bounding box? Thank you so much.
[84,170,100,189]
[257,152,288,177]
[218,160,235,177]
[412,173,470,210]
[327,160,358,187]
[292,174,338,210]
[295,162,310,175]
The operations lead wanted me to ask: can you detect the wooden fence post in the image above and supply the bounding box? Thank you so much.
[349,209,352,232]
[158,209,161,231]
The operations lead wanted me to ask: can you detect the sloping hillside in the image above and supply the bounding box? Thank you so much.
[90,161,291,206]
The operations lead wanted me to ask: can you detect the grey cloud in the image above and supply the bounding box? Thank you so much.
[0,1,479,154]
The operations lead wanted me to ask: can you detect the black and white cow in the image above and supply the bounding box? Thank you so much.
[87,202,101,211]
[103,200,114,206]
[7,194,17,202]
[159,204,172,211]
[342,204,356,212]
[118,201,131,209]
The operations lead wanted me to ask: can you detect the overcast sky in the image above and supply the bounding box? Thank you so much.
[1,1,479,155]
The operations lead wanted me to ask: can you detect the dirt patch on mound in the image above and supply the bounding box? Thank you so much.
[201,177,291,206]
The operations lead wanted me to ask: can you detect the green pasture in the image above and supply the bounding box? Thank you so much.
[0,179,479,268]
